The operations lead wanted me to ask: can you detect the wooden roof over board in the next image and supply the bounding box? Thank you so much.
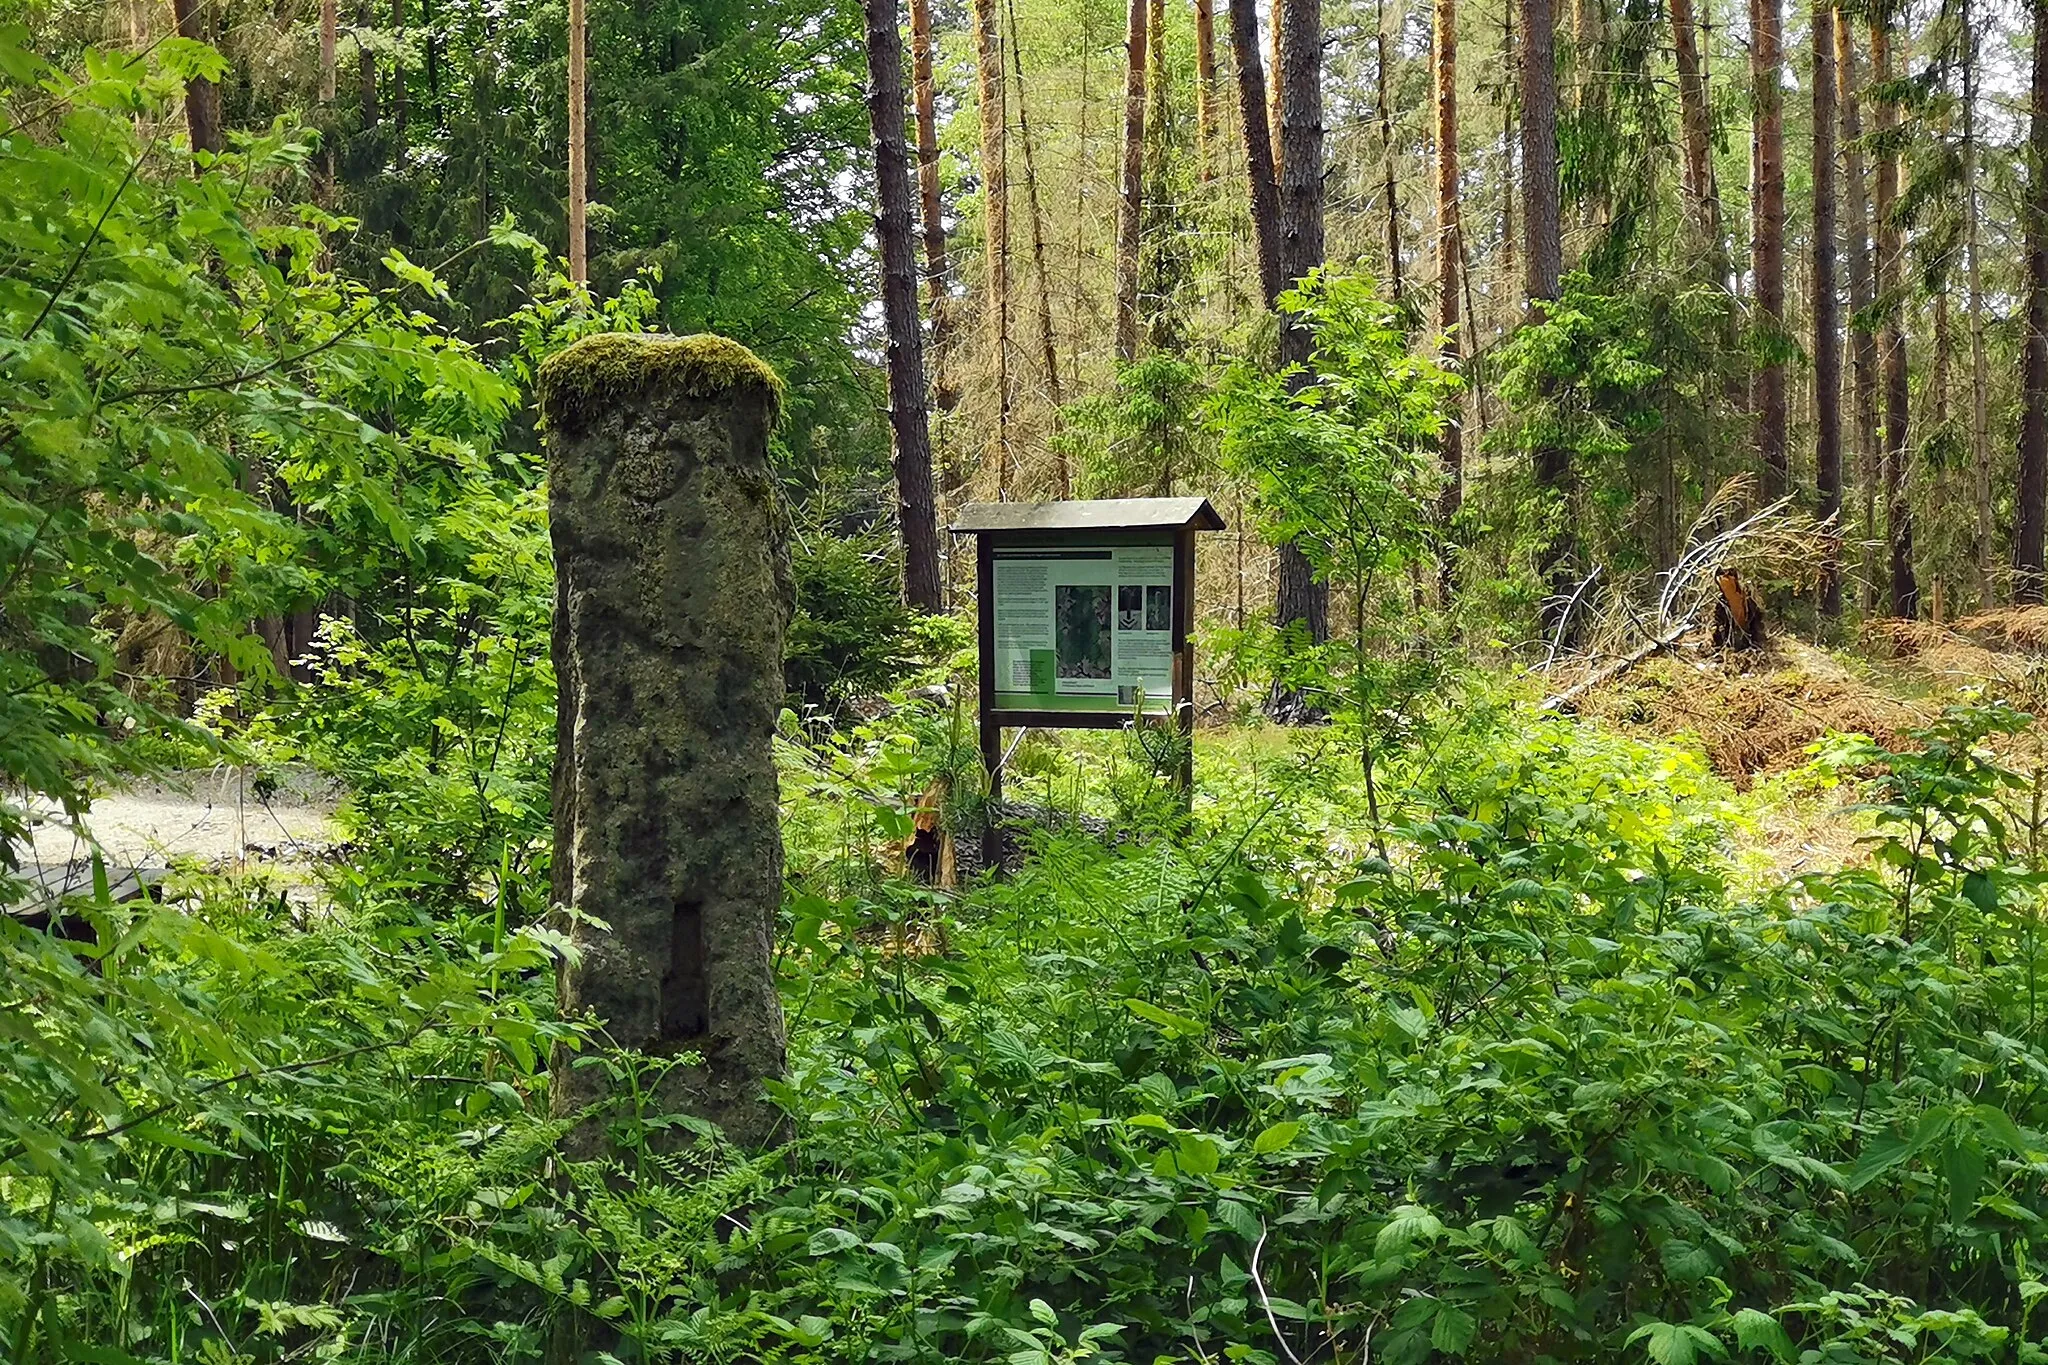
[948,497,1226,535]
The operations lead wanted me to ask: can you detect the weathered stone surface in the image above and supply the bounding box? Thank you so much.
[542,332,791,1150]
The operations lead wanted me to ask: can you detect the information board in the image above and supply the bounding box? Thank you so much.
[991,544,1175,713]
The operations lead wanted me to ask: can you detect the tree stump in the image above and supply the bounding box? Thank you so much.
[1711,564,1768,653]
[540,333,792,1151]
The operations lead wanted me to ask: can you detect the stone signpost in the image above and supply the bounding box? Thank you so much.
[540,332,791,1150]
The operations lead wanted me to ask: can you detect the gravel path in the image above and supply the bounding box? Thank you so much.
[23,767,339,871]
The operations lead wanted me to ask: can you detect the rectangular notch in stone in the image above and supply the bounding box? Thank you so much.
[661,896,708,1040]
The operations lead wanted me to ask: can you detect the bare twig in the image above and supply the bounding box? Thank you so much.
[1251,1225,1306,1365]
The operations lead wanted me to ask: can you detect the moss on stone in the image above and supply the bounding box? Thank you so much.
[537,332,783,435]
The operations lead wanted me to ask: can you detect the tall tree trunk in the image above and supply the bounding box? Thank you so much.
[1435,0,1464,552]
[1070,2,1092,400]
[1934,279,1952,434]
[910,0,957,411]
[1268,2,1284,183]
[1275,0,1327,646]
[1008,0,1064,413]
[1752,0,1786,501]
[1500,0,1516,288]
[320,0,338,103]
[2019,0,2048,602]
[1836,7,1878,610]
[1520,0,1572,632]
[1814,0,1842,615]
[357,0,379,129]
[1228,0,1283,305]
[1115,0,1148,361]
[862,0,944,609]
[1519,0,1561,305]
[1194,0,1217,183]
[567,0,587,283]
[170,0,223,158]
[1669,0,1718,245]
[1964,0,1993,606]
[1869,12,1917,616]
[318,0,338,195]
[390,0,407,159]
[1375,0,1403,301]
[972,0,1012,486]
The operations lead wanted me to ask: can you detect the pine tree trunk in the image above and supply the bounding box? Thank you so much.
[1275,0,1327,646]
[1934,281,1952,433]
[1814,0,1842,616]
[1965,0,1993,606]
[1227,0,1283,305]
[1375,0,1403,301]
[320,0,338,102]
[910,0,956,410]
[1008,0,1064,413]
[318,0,338,197]
[358,0,379,128]
[1115,0,1148,361]
[972,0,1012,485]
[1268,2,1284,184]
[1870,13,1917,616]
[1836,8,1878,610]
[1070,3,1092,400]
[567,0,587,283]
[390,0,407,158]
[2019,0,2048,602]
[1669,0,1717,243]
[1194,0,1217,183]
[1500,0,1516,286]
[1520,0,1572,631]
[1435,0,1463,546]
[170,0,223,158]
[1519,0,1561,305]
[1751,0,1786,501]
[862,0,944,609]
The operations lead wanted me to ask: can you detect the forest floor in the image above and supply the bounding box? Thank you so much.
[1562,604,2048,883]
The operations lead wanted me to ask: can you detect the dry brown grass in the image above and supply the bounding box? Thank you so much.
[1954,606,2048,653]
[1576,639,1924,789]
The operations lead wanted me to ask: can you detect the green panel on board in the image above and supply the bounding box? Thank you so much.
[1028,650,1055,694]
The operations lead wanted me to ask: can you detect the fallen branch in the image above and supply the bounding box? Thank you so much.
[1540,623,1691,712]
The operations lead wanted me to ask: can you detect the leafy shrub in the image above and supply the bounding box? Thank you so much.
[785,523,967,710]
[12,690,2048,1365]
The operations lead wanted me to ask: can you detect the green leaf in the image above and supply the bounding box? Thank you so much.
[1215,1199,1262,1242]
[1731,1308,1794,1362]
[1374,1205,1445,1259]
[1124,998,1206,1038]
[382,247,453,302]
[1844,1109,1953,1191]
[1660,1239,1716,1283]
[1252,1121,1303,1155]
[805,1228,862,1256]
[1175,1134,1222,1176]
[1970,1104,2038,1159]
[1431,1304,1478,1355]
[1627,1322,1726,1365]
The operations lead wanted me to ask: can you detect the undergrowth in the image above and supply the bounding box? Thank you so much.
[6,690,2048,1365]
